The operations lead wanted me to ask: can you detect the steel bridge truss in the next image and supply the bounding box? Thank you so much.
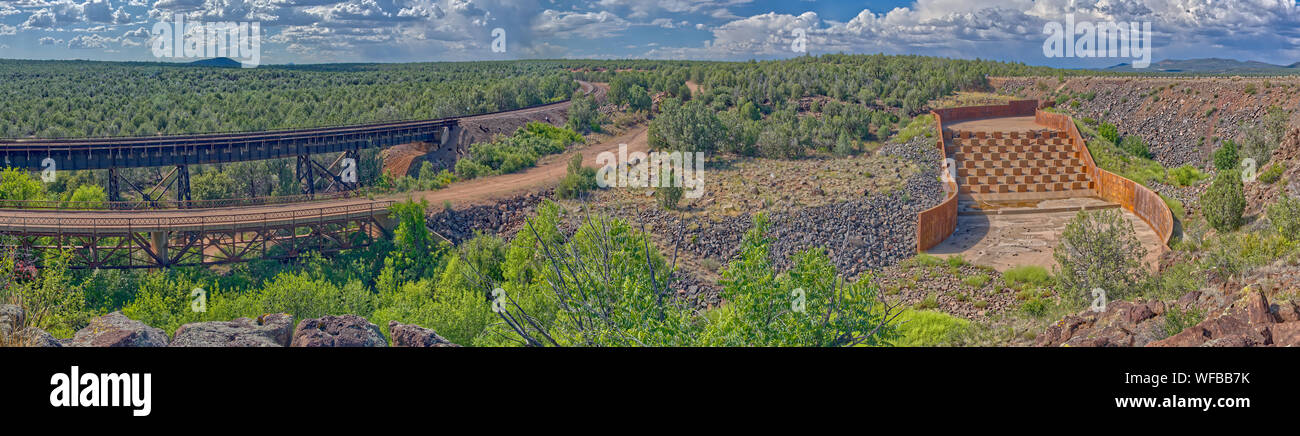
[0,203,394,269]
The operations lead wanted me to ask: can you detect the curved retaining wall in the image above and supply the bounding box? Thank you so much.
[916,100,1040,252]
[1036,110,1174,247]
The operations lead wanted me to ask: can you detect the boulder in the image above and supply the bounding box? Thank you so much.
[290,315,386,347]
[67,312,168,347]
[16,327,61,347]
[0,304,24,338]
[1271,322,1300,347]
[171,313,294,347]
[388,321,461,347]
[1244,291,1277,325]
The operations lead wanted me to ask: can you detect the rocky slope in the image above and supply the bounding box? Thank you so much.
[994,76,1300,168]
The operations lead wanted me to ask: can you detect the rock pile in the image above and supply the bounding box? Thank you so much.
[427,190,550,244]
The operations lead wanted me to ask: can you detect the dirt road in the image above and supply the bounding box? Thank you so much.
[393,124,649,208]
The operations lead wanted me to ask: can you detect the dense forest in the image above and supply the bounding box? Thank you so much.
[0,60,577,138]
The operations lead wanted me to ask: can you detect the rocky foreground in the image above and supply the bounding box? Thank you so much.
[0,307,459,348]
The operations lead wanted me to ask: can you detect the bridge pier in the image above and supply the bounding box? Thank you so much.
[176,165,191,208]
[108,167,122,203]
[297,155,316,196]
[150,230,169,266]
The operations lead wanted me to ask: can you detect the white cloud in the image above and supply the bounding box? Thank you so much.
[68,32,119,48]
[532,10,627,39]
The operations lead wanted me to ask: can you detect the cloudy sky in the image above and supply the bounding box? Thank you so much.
[0,0,1298,67]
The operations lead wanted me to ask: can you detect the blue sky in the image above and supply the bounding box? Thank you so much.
[1,0,1298,67]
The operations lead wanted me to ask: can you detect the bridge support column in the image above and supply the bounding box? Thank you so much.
[297,155,315,196]
[150,230,169,266]
[108,167,121,203]
[175,165,191,208]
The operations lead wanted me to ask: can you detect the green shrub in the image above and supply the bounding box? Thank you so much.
[1168,165,1208,186]
[1213,140,1239,171]
[1119,135,1150,158]
[1259,163,1285,184]
[1202,170,1246,232]
[1098,122,1119,144]
[1268,195,1300,241]
[945,255,968,268]
[556,154,598,199]
[1160,305,1205,339]
[1020,297,1050,318]
[457,122,583,179]
[1053,209,1148,307]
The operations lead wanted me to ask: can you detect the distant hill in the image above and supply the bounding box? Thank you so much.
[1102,58,1300,74]
[188,57,244,68]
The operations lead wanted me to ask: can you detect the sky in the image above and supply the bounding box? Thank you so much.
[0,0,1298,67]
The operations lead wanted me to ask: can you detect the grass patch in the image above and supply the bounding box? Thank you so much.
[1003,265,1051,290]
[904,252,946,269]
[890,309,970,347]
[894,114,935,144]
[962,274,990,288]
[1160,193,1186,219]
[915,293,939,310]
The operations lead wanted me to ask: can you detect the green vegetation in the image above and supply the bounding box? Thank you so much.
[0,60,577,138]
[3,200,903,347]
[455,122,584,179]
[1259,163,1285,184]
[890,309,969,347]
[556,154,599,199]
[1160,305,1205,339]
[1075,120,1167,186]
[962,274,990,288]
[1202,170,1246,232]
[1213,140,1240,171]
[1098,122,1119,144]
[1053,209,1148,307]
[1168,165,1209,187]
[1002,265,1051,290]
[1238,107,1290,166]
[381,162,458,193]
[1267,195,1300,239]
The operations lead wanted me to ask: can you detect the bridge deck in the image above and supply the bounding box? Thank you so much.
[0,198,392,233]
